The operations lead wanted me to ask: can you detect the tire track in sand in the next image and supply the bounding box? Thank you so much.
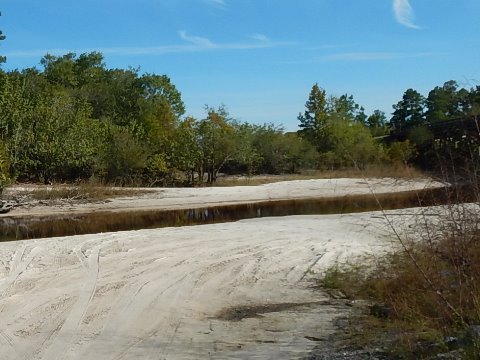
[39,246,100,360]
[0,245,40,294]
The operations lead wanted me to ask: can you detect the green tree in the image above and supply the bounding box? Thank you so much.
[40,53,80,88]
[197,106,236,183]
[251,124,285,174]
[366,110,389,137]
[281,132,319,173]
[387,140,417,166]
[324,120,384,169]
[0,71,35,177]
[297,83,330,150]
[27,92,99,182]
[95,125,149,185]
[140,74,185,120]
[391,88,426,133]
[170,117,202,184]
[331,94,364,123]
[425,80,467,123]
[231,123,262,176]
[0,140,9,191]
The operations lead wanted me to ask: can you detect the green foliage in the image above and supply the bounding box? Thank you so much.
[0,140,10,191]
[391,88,426,133]
[140,73,185,119]
[324,120,385,169]
[197,105,236,183]
[297,84,385,170]
[297,83,330,151]
[231,123,262,175]
[0,52,190,185]
[425,80,469,123]
[330,94,366,124]
[95,126,149,185]
[387,140,418,165]
[2,51,478,185]
[250,124,318,174]
[367,110,389,137]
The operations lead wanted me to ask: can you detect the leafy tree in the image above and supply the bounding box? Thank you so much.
[324,120,384,169]
[197,106,236,183]
[41,53,80,88]
[282,132,319,173]
[469,86,480,122]
[425,80,467,123]
[230,122,262,176]
[140,74,185,120]
[391,88,426,133]
[0,71,35,177]
[170,117,202,184]
[27,92,99,182]
[89,68,142,125]
[95,125,148,185]
[366,110,389,137]
[0,140,9,191]
[331,94,365,123]
[387,140,417,166]
[75,52,105,87]
[297,83,330,150]
[251,124,284,174]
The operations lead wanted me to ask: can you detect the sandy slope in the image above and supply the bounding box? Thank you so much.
[0,210,407,360]
[0,178,442,359]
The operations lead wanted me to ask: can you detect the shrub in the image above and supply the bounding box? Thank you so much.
[320,203,480,358]
[0,141,10,193]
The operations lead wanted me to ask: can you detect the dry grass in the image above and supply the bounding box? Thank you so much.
[4,182,153,202]
[320,202,480,359]
[215,166,426,187]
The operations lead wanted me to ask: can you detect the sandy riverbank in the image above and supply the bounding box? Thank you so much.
[2,177,443,217]
[0,178,444,359]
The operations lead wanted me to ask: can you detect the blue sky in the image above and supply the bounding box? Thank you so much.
[1,0,479,130]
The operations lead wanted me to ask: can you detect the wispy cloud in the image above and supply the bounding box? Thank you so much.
[320,51,441,62]
[204,0,226,8]
[179,30,215,48]
[6,32,293,58]
[250,34,269,42]
[393,0,421,29]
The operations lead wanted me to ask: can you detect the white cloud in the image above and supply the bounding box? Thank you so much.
[204,0,226,8]
[393,0,420,29]
[250,34,270,42]
[321,51,441,62]
[6,33,294,58]
[179,30,215,48]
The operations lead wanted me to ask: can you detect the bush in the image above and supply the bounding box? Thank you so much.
[387,140,418,166]
[0,141,10,193]
[95,126,149,185]
[320,203,480,359]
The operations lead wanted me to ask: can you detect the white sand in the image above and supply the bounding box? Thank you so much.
[0,178,444,359]
[3,177,444,217]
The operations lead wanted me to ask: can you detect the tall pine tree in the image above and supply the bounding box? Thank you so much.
[297,83,330,151]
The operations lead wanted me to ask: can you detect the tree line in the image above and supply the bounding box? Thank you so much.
[0,52,321,186]
[0,51,479,188]
[298,81,480,174]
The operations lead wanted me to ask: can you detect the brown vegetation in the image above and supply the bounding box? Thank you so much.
[320,200,480,359]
